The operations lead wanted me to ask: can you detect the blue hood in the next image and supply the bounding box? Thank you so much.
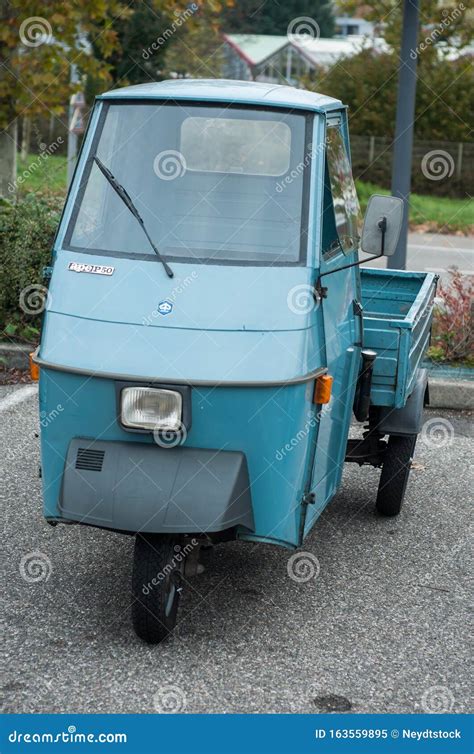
[39,250,323,384]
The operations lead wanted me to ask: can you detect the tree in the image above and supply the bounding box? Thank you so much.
[90,0,172,88]
[0,0,132,195]
[161,2,229,79]
[221,0,334,37]
[303,49,473,142]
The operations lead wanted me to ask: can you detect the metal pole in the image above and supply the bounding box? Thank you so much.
[388,0,420,270]
[67,63,79,187]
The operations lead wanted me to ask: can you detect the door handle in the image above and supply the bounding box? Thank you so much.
[353,299,364,347]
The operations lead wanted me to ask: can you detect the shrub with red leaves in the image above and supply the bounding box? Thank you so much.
[428,267,474,365]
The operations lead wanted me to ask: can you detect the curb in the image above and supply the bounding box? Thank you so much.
[0,343,472,410]
[0,343,31,370]
[428,378,474,411]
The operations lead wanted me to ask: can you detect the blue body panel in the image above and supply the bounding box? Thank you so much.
[40,251,324,384]
[360,268,437,408]
[37,80,366,548]
[39,369,318,548]
[98,79,343,113]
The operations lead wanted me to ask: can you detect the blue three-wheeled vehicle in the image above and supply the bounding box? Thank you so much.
[34,80,437,643]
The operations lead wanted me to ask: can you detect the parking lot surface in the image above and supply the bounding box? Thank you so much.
[1,385,472,714]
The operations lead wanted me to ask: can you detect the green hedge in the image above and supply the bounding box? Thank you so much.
[0,193,62,343]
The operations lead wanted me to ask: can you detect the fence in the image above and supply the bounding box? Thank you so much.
[21,115,473,199]
[350,136,473,198]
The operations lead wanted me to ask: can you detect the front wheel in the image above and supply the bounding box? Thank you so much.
[131,534,182,644]
[376,434,417,517]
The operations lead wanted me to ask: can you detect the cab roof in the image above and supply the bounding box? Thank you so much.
[98,79,343,113]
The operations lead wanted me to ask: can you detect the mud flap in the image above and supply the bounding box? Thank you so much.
[376,369,428,437]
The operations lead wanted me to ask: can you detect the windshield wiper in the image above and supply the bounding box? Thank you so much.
[93,156,174,278]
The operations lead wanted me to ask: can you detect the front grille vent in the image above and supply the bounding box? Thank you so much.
[75,448,105,472]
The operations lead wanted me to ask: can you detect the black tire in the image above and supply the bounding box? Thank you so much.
[376,434,417,517]
[199,544,214,571]
[131,534,182,644]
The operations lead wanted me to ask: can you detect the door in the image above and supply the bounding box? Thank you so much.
[305,113,362,533]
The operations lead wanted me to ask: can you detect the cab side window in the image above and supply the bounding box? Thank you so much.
[322,163,340,259]
[322,123,361,258]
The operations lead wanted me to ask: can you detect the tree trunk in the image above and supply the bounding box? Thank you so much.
[21,116,31,160]
[49,113,55,143]
[0,120,18,198]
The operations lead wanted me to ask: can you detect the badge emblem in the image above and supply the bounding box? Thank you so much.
[157,300,173,315]
[68,262,114,276]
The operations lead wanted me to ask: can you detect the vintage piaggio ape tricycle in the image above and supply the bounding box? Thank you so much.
[33,80,437,643]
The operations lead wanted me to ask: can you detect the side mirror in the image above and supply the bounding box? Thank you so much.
[361,194,404,257]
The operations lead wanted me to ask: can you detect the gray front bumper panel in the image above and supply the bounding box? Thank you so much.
[60,438,254,534]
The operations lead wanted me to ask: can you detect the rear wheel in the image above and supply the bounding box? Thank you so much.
[131,534,182,644]
[376,434,417,517]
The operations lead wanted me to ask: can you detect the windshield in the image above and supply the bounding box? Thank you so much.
[66,102,311,266]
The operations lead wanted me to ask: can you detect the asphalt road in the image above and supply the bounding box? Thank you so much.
[371,232,473,283]
[1,385,472,715]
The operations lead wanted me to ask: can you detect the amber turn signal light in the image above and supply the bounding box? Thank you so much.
[313,374,333,404]
[29,352,40,381]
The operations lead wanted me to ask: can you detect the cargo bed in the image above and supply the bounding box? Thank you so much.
[360,268,438,408]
